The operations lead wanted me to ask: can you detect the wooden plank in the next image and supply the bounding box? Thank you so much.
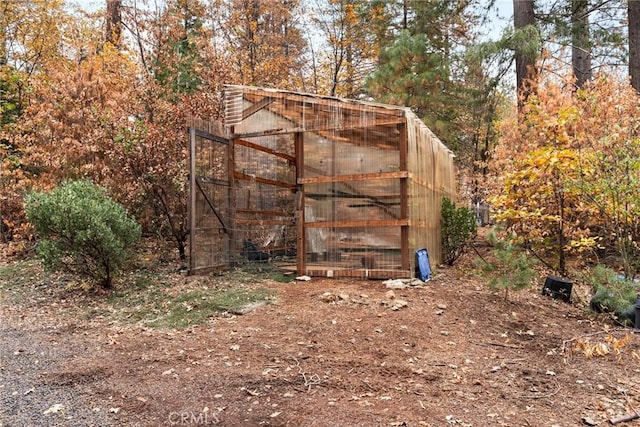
[242,96,275,120]
[305,219,408,228]
[234,171,296,188]
[306,192,400,200]
[410,175,436,190]
[230,117,406,140]
[235,218,295,226]
[188,127,197,273]
[303,268,412,280]
[234,85,407,118]
[194,129,229,145]
[196,176,229,187]
[298,171,409,184]
[192,226,227,232]
[299,117,406,132]
[227,127,236,265]
[399,122,409,271]
[236,209,293,217]
[235,138,295,163]
[295,132,305,276]
[195,177,229,234]
[331,189,400,220]
[231,127,305,139]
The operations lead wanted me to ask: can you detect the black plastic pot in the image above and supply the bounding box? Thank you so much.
[542,276,573,303]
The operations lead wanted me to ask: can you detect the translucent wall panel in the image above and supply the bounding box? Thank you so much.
[406,111,456,266]
[303,132,400,177]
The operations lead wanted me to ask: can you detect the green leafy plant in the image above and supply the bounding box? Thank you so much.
[441,196,477,266]
[582,264,638,326]
[479,227,537,301]
[24,180,141,289]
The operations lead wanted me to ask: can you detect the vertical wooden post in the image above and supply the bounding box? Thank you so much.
[188,126,197,274]
[398,121,409,272]
[228,126,236,266]
[295,132,306,276]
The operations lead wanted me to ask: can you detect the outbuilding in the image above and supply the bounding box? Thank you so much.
[188,85,456,279]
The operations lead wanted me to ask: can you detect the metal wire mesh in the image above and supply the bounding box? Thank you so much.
[189,86,456,278]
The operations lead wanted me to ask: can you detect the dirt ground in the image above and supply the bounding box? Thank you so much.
[2,249,640,427]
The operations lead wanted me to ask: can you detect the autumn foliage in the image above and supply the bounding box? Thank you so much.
[491,75,640,276]
[2,0,640,280]
[1,1,229,258]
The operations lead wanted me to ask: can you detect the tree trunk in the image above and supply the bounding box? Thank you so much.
[630,0,640,92]
[402,0,408,30]
[105,0,123,48]
[513,0,536,110]
[571,0,591,88]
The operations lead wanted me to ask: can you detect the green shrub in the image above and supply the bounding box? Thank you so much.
[441,196,477,266]
[582,264,638,326]
[478,227,537,301]
[24,180,141,289]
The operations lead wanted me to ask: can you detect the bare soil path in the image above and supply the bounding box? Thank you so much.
[2,259,640,426]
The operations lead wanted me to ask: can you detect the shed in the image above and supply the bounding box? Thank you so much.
[188,85,456,278]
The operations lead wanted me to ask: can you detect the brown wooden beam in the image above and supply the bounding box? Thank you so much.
[236,209,293,217]
[231,127,304,139]
[295,132,305,275]
[238,86,406,118]
[197,176,229,187]
[410,175,436,190]
[194,129,228,144]
[230,118,406,139]
[235,138,295,163]
[233,171,296,188]
[235,219,295,226]
[242,96,275,120]
[188,127,197,273]
[306,192,400,201]
[308,117,405,131]
[305,219,408,228]
[299,171,409,184]
[195,177,229,234]
[228,127,236,265]
[398,122,409,271]
[303,268,412,280]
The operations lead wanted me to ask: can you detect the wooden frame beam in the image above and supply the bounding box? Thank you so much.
[233,171,296,188]
[305,219,408,228]
[235,138,295,163]
[235,218,295,226]
[399,122,409,271]
[235,85,406,118]
[242,96,275,120]
[295,132,305,275]
[302,268,412,280]
[228,127,236,266]
[194,129,229,144]
[188,127,197,273]
[230,117,405,139]
[298,171,409,185]
[195,177,229,234]
[236,209,293,217]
